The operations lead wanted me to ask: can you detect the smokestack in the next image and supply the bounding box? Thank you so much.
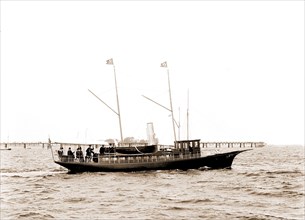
[146,122,158,145]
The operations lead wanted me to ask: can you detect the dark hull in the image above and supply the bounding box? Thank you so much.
[55,150,249,173]
[115,145,157,154]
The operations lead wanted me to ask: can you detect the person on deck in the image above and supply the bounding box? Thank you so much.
[76,146,84,162]
[99,145,105,155]
[188,144,193,154]
[67,147,74,161]
[58,146,63,158]
[109,143,115,153]
[86,145,94,162]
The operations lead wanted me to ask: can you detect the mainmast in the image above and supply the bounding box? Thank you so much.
[142,61,178,142]
[162,62,177,142]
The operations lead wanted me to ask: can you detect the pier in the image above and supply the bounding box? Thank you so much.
[0,141,266,149]
[0,142,49,149]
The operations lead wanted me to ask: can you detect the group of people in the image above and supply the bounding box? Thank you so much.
[57,146,76,158]
[57,143,116,162]
[99,143,116,154]
[58,144,111,162]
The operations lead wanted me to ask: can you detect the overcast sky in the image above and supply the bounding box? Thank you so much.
[1,1,304,145]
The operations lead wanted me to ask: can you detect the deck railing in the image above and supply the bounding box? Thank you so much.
[56,152,202,164]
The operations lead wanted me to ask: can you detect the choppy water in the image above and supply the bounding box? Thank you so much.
[1,145,304,220]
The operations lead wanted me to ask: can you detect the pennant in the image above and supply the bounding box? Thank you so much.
[106,58,113,65]
[160,61,167,68]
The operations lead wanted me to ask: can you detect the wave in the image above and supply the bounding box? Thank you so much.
[18,212,54,219]
[166,206,187,211]
[178,198,214,203]
[240,169,304,178]
[0,170,66,178]
[249,189,304,198]
[238,214,287,220]
[64,197,87,203]
[265,170,304,175]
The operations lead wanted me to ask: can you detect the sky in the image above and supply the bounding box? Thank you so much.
[1,1,304,145]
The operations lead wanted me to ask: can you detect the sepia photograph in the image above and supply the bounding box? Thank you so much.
[1,1,304,219]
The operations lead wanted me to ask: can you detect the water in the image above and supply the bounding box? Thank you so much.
[1,145,304,219]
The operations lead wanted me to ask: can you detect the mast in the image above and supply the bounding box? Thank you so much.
[178,107,181,141]
[112,64,124,143]
[187,89,189,140]
[89,58,123,144]
[106,58,123,143]
[162,62,177,142]
[142,61,178,142]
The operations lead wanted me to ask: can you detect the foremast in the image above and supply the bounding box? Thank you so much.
[109,59,124,143]
[88,58,124,144]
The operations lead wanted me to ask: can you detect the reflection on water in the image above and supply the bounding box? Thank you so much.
[1,145,304,219]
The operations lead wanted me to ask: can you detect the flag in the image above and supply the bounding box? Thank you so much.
[160,61,167,68]
[106,58,113,65]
